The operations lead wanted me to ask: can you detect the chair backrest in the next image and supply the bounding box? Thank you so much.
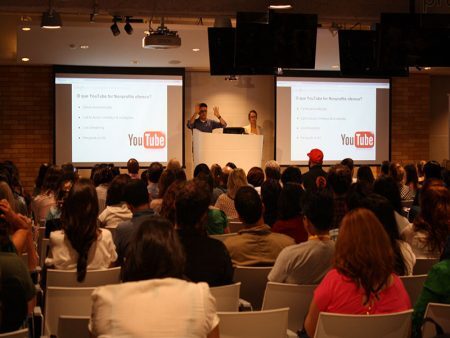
[40,238,49,267]
[262,282,317,332]
[233,266,272,310]
[45,286,95,336]
[58,316,90,338]
[228,221,245,233]
[0,328,29,338]
[46,267,121,287]
[313,310,413,338]
[399,274,428,306]
[210,282,241,311]
[422,303,450,338]
[413,258,439,275]
[218,308,289,338]
[209,233,238,242]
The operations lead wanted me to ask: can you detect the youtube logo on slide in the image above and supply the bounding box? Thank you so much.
[144,131,166,149]
[355,131,374,148]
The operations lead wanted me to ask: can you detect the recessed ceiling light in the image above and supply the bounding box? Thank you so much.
[21,57,30,62]
[22,27,31,31]
[80,45,89,49]
[331,65,339,69]
[424,67,431,70]
[268,4,292,9]
[192,48,200,52]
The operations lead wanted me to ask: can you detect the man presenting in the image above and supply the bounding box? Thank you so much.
[187,103,227,132]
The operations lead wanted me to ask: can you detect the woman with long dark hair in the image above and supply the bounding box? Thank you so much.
[303,208,411,337]
[90,216,220,338]
[45,179,117,282]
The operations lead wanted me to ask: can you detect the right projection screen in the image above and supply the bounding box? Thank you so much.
[276,77,390,165]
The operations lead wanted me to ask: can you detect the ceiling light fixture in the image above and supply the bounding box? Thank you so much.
[22,27,31,31]
[21,57,30,62]
[124,17,133,35]
[192,48,200,52]
[41,0,62,29]
[268,0,293,9]
[110,16,120,36]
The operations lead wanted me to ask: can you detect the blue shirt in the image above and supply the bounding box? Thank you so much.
[187,118,226,133]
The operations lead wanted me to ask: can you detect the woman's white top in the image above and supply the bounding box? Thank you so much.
[243,124,263,135]
[89,278,219,338]
[45,228,117,269]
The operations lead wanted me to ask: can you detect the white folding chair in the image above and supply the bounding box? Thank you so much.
[233,266,272,310]
[44,286,95,336]
[399,274,427,306]
[46,267,121,287]
[210,282,241,311]
[313,310,413,338]
[262,282,317,332]
[422,303,450,338]
[209,233,238,242]
[218,308,289,338]
[0,328,29,338]
[413,258,439,275]
[58,315,90,338]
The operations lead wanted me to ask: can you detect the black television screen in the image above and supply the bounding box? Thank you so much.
[270,12,317,69]
[208,27,236,76]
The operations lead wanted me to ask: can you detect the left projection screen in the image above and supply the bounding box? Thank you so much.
[55,71,184,167]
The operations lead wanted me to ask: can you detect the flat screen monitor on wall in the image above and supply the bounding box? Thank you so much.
[54,66,184,167]
[276,77,390,165]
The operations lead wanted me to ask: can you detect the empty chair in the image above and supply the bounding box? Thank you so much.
[422,303,450,338]
[233,266,272,310]
[0,328,28,338]
[313,310,413,338]
[209,233,238,242]
[46,267,121,287]
[44,286,95,336]
[413,258,439,275]
[262,282,317,332]
[228,221,245,233]
[58,316,90,338]
[218,308,289,338]
[400,274,428,306]
[210,282,241,311]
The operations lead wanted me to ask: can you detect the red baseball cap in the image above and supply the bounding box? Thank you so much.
[307,149,324,163]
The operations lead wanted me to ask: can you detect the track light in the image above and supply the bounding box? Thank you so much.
[124,17,133,35]
[41,0,62,29]
[110,17,120,36]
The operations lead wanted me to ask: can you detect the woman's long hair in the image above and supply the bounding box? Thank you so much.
[414,185,450,254]
[334,208,395,304]
[122,216,185,282]
[61,178,99,282]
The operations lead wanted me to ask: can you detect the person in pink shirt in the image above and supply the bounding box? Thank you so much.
[303,208,411,337]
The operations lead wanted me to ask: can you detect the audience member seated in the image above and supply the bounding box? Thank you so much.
[215,168,248,219]
[374,175,410,233]
[89,216,220,338]
[269,189,334,284]
[167,158,182,171]
[272,183,307,243]
[390,162,414,201]
[31,165,61,224]
[160,180,187,225]
[247,166,264,194]
[303,148,327,192]
[412,235,450,338]
[356,165,375,186]
[264,160,281,181]
[146,162,163,200]
[176,180,233,286]
[404,164,419,201]
[98,174,132,230]
[380,160,390,177]
[402,184,450,259]
[327,164,352,229]
[417,160,427,185]
[210,164,226,203]
[114,179,154,265]
[224,186,294,266]
[341,158,355,182]
[46,179,117,281]
[261,179,282,227]
[359,194,416,275]
[92,165,114,215]
[280,166,303,186]
[303,208,411,337]
[0,161,28,216]
[150,169,179,214]
[32,163,50,197]
[127,158,140,179]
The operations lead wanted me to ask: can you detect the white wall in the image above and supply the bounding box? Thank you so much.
[184,71,275,176]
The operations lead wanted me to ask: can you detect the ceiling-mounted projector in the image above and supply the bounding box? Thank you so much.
[142,24,181,49]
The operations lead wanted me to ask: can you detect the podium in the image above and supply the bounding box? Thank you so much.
[192,129,263,173]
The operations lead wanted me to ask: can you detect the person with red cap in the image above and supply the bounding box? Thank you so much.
[302,148,328,191]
